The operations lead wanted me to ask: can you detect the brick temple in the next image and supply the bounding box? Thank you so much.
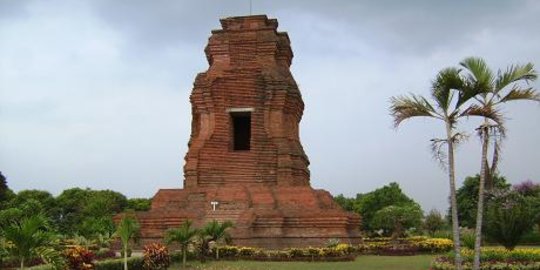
[133,15,361,248]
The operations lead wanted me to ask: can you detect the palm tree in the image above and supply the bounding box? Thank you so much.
[201,220,233,260]
[115,215,140,270]
[165,219,199,268]
[2,215,64,270]
[390,67,501,270]
[459,57,538,270]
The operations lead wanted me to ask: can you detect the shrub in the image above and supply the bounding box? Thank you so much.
[361,237,452,254]
[325,238,341,248]
[445,247,540,263]
[238,247,256,257]
[460,228,475,250]
[424,209,447,236]
[217,245,239,257]
[95,257,143,270]
[64,246,95,270]
[485,190,538,250]
[143,243,170,270]
[94,248,116,260]
[286,248,305,258]
[415,238,453,253]
[370,204,423,239]
[431,257,540,270]
[335,243,355,255]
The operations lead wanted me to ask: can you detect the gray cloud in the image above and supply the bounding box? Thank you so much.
[1,0,539,212]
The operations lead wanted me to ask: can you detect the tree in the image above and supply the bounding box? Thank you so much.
[1,215,64,270]
[453,174,509,228]
[390,67,500,270]
[514,180,540,231]
[127,198,152,211]
[201,220,233,260]
[56,188,91,234]
[354,182,416,231]
[423,209,446,236]
[0,172,15,209]
[458,57,538,270]
[165,219,199,268]
[333,194,355,212]
[9,190,59,221]
[56,188,128,236]
[115,214,140,270]
[370,204,423,241]
[484,189,537,250]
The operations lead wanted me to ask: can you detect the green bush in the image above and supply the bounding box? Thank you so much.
[286,248,305,258]
[485,190,538,250]
[217,246,239,257]
[95,257,143,270]
[460,229,475,250]
[238,247,256,257]
[520,228,540,245]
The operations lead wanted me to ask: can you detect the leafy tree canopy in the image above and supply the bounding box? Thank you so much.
[333,194,355,212]
[423,209,447,236]
[370,203,423,239]
[355,182,418,231]
[0,172,14,206]
[8,190,59,222]
[453,174,510,228]
[56,188,128,236]
[127,198,152,211]
[333,182,421,231]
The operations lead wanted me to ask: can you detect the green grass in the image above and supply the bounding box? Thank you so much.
[169,255,436,270]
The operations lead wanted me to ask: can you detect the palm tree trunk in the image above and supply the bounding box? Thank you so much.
[216,245,220,260]
[124,246,128,270]
[20,258,24,270]
[447,122,463,270]
[473,122,490,270]
[182,247,187,268]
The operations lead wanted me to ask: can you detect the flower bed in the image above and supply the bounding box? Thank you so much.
[360,237,453,255]
[210,243,356,261]
[431,248,540,270]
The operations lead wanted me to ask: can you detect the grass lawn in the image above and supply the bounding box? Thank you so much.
[169,255,437,270]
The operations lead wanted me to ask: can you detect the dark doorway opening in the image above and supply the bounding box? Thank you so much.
[231,112,251,151]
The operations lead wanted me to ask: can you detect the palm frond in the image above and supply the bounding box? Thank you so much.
[460,57,494,90]
[36,246,66,270]
[459,104,504,128]
[495,63,537,93]
[164,219,198,246]
[432,67,464,110]
[430,138,448,171]
[389,94,439,128]
[499,88,540,103]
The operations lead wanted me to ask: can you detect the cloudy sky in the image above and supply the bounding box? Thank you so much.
[1,0,539,212]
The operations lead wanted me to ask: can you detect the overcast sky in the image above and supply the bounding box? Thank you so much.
[1,0,539,212]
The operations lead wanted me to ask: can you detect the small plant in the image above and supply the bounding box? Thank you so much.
[143,243,170,270]
[114,214,140,270]
[325,238,341,248]
[286,248,304,258]
[238,246,256,257]
[165,219,198,268]
[460,228,475,250]
[64,245,95,270]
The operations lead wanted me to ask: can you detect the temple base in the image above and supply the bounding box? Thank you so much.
[131,186,361,249]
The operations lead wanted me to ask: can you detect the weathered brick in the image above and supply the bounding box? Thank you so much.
[121,15,361,249]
